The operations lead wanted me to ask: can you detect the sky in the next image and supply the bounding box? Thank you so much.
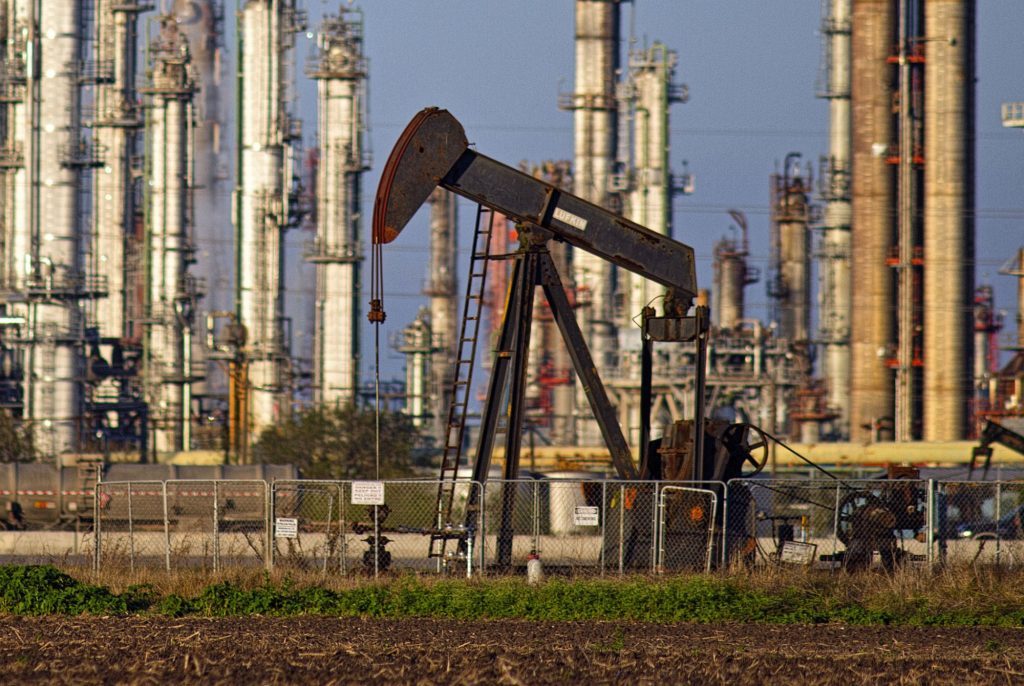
[277,0,1024,384]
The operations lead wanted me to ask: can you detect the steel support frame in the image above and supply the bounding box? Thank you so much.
[469,229,637,567]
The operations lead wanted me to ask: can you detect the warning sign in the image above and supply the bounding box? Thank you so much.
[573,505,600,527]
[274,517,298,539]
[779,540,817,565]
[351,481,385,506]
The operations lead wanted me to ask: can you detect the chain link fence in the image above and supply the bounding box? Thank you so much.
[727,479,931,571]
[96,480,268,572]
[936,481,1024,568]
[479,480,724,574]
[95,481,167,571]
[94,476,1024,575]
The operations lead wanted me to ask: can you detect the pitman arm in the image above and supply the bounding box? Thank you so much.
[373,107,698,305]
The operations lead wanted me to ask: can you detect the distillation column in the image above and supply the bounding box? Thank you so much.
[236,0,302,436]
[308,9,365,406]
[173,0,226,409]
[923,0,975,440]
[91,0,143,348]
[565,0,621,445]
[849,0,896,442]
[623,42,684,327]
[817,0,853,435]
[770,157,812,343]
[143,18,197,454]
[173,1,228,316]
[712,212,755,330]
[19,1,88,455]
[425,188,457,443]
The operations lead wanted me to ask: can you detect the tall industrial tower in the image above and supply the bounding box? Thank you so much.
[769,155,812,344]
[0,1,99,456]
[425,188,458,442]
[816,0,852,437]
[173,1,228,318]
[308,8,367,406]
[562,0,622,445]
[142,17,199,455]
[91,0,144,349]
[922,0,974,441]
[621,42,687,328]
[849,0,975,442]
[235,0,304,438]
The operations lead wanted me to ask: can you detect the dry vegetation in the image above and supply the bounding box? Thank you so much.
[2,616,1024,685]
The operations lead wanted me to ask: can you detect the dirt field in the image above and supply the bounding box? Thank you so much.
[1,616,1023,684]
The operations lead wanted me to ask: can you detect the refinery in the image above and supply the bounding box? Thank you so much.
[0,0,1020,480]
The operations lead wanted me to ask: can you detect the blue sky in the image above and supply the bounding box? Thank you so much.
[279,1,1024,382]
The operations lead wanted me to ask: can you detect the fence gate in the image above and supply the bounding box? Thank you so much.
[95,481,167,571]
[271,481,347,573]
[658,486,718,573]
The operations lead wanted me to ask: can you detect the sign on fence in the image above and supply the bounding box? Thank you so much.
[351,481,385,505]
[274,517,298,539]
[573,505,600,527]
[779,540,816,565]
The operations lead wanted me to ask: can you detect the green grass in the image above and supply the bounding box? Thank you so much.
[4,565,1024,625]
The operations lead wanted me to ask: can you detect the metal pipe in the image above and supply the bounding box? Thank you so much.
[923,0,975,440]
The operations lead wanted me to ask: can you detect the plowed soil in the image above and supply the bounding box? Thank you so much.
[1,616,1023,684]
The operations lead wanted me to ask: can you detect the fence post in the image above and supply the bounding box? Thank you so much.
[266,481,274,571]
[213,481,221,573]
[618,484,625,575]
[599,481,607,576]
[996,481,1003,566]
[127,483,135,572]
[339,482,348,575]
[93,482,101,573]
[475,481,484,576]
[925,480,935,567]
[163,482,171,572]
[656,484,665,574]
[831,482,841,573]
[720,481,728,570]
[652,483,661,573]
[533,480,541,557]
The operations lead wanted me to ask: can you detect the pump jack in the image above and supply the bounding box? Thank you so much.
[374,108,725,567]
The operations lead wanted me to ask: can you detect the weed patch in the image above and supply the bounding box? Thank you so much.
[5,565,1024,626]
